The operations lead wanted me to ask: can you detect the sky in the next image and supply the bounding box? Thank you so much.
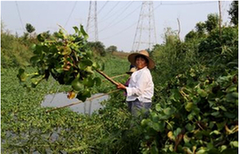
[1,0,233,52]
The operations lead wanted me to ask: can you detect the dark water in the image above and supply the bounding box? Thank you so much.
[41,92,110,114]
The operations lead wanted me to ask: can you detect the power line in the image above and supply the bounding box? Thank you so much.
[100,21,137,40]
[99,1,134,32]
[99,3,140,33]
[98,1,109,15]
[64,1,77,28]
[98,1,132,24]
[15,1,25,32]
[100,2,162,39]
[98,1,120,23]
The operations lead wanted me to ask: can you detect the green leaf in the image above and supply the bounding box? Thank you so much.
[17,68,27,82]
[224,112,236,119]
[183,134,190,144]
[82,77,94,87]
[226,92,238,102]
[185,123,194,132]
[80,24,88,39]
[226,85,237,93]
[229,141,238,148]
[94,77,101,86]
[85,66,94,74]
[79,59,93,69]
[62,46,72,55]
[185,102,193,112]
[73,26,79,33]
[163,107,174,116]
[173,127,181,137]
[218,105,227,111]
[187,112,194,121]
[71,77,83,91]
[197,88,208,97]
[211,112,220,117]
[210,130,221,135]
[155,103,161,112]
[37,34,45,42]
[30,75,44,88]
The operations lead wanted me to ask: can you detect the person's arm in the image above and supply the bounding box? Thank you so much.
[117,83,126,90]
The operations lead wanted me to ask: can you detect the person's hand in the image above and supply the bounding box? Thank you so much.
[116,83,126,90]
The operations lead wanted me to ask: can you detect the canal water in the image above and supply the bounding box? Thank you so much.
[41,92,110,115]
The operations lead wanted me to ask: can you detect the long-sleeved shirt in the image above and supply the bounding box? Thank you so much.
[126,66,154,102]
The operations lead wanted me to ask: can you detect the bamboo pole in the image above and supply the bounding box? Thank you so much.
[102,74,127,82]
[95,69,119,86]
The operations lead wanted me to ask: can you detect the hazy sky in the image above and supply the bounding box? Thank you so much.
[1,1,233,52]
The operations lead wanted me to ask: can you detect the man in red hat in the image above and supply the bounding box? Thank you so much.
[117,50,155,117]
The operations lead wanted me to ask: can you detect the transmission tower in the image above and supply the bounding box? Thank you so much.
[86,1,98,42]
[132,1,157,52]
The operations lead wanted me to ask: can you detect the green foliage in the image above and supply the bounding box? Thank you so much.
[198,26,238,64]
[139,24,238,154]
[1,31,33,68]
[106,45,117,53]
[228,0,238,26]
[17,25,104,102]
[151,28,199,85]
[195,22,206,37]
[141,65,238,153]
[25,23,35,34]
[87,41,106,56]
[205,13,219,33]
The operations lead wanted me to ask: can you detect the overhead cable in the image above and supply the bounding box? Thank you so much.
[99,3,141,33]
[98,1,132,24]
[100,21,137,40]
[65,1,77,27]
[98,1,109,15]
[15,1,25,32]
[99,1,134,32]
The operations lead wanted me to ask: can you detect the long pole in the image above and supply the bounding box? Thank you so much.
[95,69,119,86]
[218,0,222,37]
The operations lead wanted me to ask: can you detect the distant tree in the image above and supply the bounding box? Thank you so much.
[205,13,219,33]
[26,23,35,34]
[228,0,238,25]
[1,21,5,33]
[163,27,179,45]
[185,30,198,42]
[87,41,106,56]
[195,22,206,36]
[106,45,117,53]
[26,23,35,39]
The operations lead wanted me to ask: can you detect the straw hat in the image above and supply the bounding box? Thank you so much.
[126,67,137,74]
[128,50,155,69]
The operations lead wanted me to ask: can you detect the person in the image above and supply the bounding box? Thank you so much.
[117,50,155,117]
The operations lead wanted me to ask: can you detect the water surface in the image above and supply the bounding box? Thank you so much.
[41,92,109,114]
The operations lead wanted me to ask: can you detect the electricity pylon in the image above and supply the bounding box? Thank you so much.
[86,1,98,42]
[132,1,157,52]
